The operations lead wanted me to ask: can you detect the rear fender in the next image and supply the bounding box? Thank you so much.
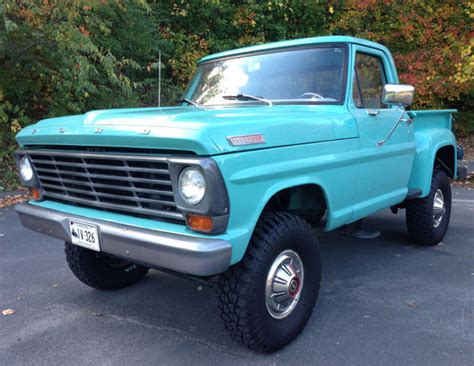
[408,129,456,197]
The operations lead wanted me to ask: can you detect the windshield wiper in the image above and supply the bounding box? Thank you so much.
[222,94,273,107]
[177,98,201,108]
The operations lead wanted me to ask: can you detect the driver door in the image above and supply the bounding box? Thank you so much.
[349,46,416,220]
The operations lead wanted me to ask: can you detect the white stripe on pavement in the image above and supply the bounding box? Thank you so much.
[452,199,474,204]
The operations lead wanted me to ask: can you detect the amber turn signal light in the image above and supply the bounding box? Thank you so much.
[31,188,41,200]
[186,214,214,233]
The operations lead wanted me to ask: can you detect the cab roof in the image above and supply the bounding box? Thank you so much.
[198,36,390,63]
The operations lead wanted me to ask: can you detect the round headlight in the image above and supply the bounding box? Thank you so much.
[19,156,34,182]
[178,167,206,205]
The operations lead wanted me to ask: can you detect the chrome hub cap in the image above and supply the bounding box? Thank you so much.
[265,250,304,319]
[433,189,446,228]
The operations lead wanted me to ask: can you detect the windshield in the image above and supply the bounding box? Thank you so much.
[183,45,347,106]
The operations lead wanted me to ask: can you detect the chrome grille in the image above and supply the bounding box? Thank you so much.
[27,150,184,223]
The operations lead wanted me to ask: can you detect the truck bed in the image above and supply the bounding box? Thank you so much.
[410,109,457,130]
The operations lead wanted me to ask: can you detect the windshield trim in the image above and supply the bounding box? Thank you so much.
[186,43,349,106]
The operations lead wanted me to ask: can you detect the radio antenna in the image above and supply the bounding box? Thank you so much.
[158,49,161,107]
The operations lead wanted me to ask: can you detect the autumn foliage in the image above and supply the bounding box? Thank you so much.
[0,0,472,189]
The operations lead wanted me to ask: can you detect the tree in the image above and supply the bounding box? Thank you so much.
[329,0,473,134]
[0,0,165,188]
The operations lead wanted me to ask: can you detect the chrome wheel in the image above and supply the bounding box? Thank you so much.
[265,249,304,319]
[433,189,446,228]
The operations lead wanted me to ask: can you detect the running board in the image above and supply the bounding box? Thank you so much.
[406,189,422,200]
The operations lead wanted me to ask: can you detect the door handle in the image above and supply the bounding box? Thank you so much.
[367,109,379,116]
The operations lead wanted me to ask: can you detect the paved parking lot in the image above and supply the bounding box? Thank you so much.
[1,187,473,365]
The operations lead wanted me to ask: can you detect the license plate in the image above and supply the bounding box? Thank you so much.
[69,220,100,252]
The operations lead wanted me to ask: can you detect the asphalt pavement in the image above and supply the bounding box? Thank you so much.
[1,187,473,365]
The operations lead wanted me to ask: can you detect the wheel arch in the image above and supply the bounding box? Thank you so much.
[230,180,330,264]
[262,183,328,216]
[408,129,457,197]
[434,144,456,179]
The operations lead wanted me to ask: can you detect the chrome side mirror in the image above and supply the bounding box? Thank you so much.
[382,84,415,107]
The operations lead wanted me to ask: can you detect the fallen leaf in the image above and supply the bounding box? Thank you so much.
[79,25,91,36]
[407,303,417,309]
[2,308,16,316]
[0,193,31,208]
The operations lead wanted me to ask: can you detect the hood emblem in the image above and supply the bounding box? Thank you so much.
[227,134,265,146]
[94,128,103,134]
[58,128,65,133]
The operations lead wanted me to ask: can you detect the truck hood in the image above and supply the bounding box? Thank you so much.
[16,105,356,155]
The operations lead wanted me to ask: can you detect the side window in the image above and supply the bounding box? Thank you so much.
[353,53,387,109]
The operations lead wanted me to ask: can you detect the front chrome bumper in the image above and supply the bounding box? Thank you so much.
[15,203,232,276]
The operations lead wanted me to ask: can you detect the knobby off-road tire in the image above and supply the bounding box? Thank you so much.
[406,169,452,246]
[218,212,321,353]
[65,242,149,290]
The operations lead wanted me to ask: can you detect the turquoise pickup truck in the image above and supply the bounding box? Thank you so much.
[14,36,461,352]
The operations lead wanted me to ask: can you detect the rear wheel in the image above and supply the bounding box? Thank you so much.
[406,169,451,246]
[65,242,149,290]
[218,212,321,353]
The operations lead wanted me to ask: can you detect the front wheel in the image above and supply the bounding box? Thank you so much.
[218,212,321,353]
[406,169,452,246]
[65,242,149,290]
